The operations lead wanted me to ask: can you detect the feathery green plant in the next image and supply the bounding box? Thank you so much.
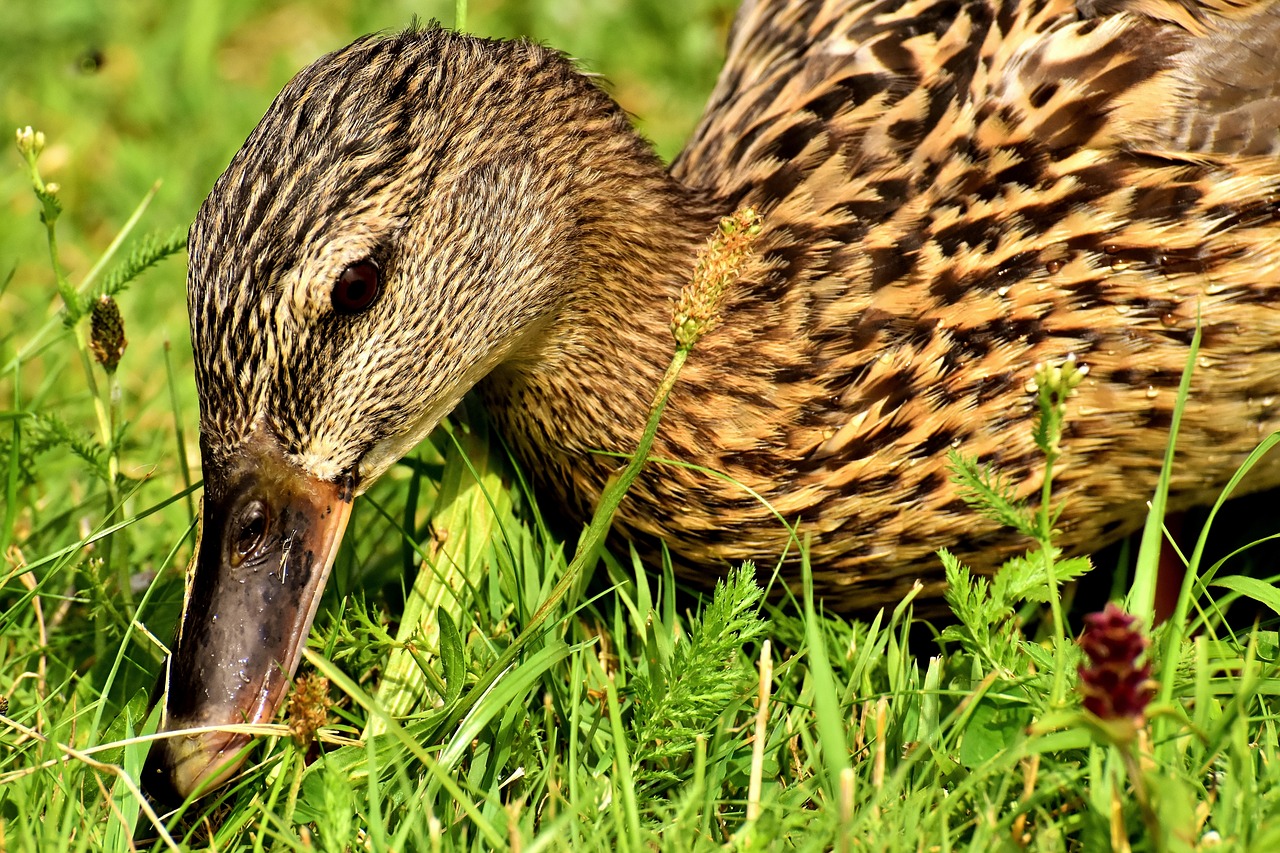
[943,354,1093,701]
[629,564,767,783]
[11,126,185,616]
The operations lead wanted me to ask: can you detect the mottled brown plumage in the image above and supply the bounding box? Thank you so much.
[191,1,1280,612]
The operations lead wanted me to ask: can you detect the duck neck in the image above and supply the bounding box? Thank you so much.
[481,167,724,497]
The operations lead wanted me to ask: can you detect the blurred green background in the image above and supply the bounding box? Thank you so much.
[0,0,736,521]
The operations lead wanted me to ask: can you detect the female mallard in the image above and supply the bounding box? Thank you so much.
[145,0,1280,801]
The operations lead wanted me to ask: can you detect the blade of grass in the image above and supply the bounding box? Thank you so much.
[801,543,853,793]
[597,651,643,848]
[2,374,19,556]
[367,404,511,737]
[1127,321,1201,624]
[303,648,509,852]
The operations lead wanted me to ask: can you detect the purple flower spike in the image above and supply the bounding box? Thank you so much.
[1078,603,1156,723]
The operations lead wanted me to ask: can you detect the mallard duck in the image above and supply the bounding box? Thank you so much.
[143,0,1280,802]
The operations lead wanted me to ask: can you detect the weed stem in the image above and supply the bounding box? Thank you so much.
[16,128,131,609]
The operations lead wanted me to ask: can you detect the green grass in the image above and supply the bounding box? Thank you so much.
[5,1,1280,850]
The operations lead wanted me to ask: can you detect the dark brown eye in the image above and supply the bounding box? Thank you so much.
[230,500,269,566]
[332,260,381,314]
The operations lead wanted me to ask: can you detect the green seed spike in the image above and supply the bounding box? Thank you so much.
[671,207,762,351]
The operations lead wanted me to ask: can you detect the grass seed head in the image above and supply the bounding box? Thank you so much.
[89,295,127,373]
[672,207,762,350]
[287,673,331,748]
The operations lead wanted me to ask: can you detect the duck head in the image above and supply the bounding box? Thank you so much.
[142,26,678,804]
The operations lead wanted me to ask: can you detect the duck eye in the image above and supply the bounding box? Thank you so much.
[332,260,381,314]
[230,500,270,567]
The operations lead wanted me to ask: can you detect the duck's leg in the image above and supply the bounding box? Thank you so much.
[142,426,353,805]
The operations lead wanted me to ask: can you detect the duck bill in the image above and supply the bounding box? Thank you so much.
[142,428,353,805]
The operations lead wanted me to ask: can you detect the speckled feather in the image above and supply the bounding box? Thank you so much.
[190,0,1280,611]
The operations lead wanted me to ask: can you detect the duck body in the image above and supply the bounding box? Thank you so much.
[492,0,1280,607]
[147,0,1280,801]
